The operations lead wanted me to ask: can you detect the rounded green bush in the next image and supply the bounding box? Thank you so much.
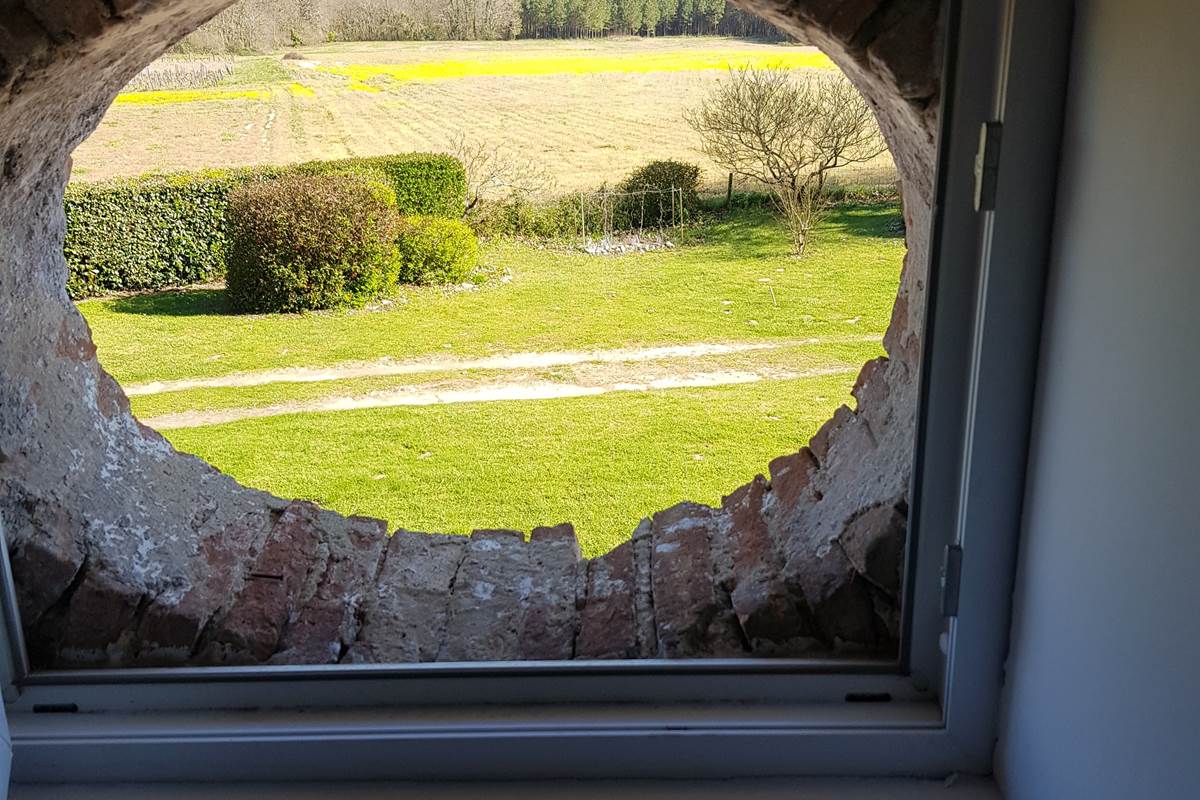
[615,159,702,228]
[226,174,401,313]
[395,215,480,285]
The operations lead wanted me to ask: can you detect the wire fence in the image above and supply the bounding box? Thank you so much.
[572,169,899,253]
[576,186,687,250]
[693,158,898,194]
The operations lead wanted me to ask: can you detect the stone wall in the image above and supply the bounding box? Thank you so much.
[0,0,941,668]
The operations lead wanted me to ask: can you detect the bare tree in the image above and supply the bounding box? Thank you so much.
[685,66,886,255]
[449,132,554,215]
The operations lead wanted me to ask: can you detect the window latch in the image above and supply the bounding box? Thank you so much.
[940,544,964,618]
[973,121,1003,211]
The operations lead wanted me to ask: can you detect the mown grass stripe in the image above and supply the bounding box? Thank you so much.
[164,372,856,556]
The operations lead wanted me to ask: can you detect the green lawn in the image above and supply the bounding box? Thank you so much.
[82,205,904,385]
[168,373,856,557]
[78,203,904,556]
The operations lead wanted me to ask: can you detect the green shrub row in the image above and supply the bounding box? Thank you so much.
[64,153,466,299]
[287,154,466,219]
[470,194,584,240]
[613,159,701,228]
[64,170,241,298]
[469,159,702,240]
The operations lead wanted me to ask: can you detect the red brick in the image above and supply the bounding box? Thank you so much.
[866,2,943,100]
[134,512,270,664]
[722,477,810,647]
[273,513,387,664]
[837,502,907,598]
[439,530,529,661]
[575,541,637,659]
[517,525,581,660]
[59,568,142,664]
[343,531,467,664]
[768,447,819,509]
[791,545,879,647]
[6,499,85,626]
[650,502,744,657]
[810,404,855,464]
[199,501,322,664]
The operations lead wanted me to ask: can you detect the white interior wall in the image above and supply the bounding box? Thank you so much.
[996,0,1200,797]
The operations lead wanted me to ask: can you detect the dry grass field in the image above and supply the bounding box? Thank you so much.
[72,37,896,193]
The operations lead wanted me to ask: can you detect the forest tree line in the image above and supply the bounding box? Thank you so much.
[518,0,779,39]
[181,0,792,52]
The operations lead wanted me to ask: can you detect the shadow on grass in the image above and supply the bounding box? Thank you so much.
[821,202,905,239]
[698,201,903,261]
[107,287,229,317]
[697,209,789,260]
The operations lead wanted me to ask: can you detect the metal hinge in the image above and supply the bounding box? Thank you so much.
[973,121,1003,211]
[940,544,964,618]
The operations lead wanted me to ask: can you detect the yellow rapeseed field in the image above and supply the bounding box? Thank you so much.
[113,87,269,105]
[315,48,833,84]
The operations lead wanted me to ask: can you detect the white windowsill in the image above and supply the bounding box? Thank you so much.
[10,777,1001,800]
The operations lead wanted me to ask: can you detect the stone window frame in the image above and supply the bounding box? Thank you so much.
[0,0,1072,783]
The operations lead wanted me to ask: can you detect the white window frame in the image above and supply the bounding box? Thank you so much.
[0,0,1073,783]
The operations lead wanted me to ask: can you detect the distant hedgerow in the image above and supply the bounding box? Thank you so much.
[467,161,703,241]
[226,174,401,313]
[469,194,583,240]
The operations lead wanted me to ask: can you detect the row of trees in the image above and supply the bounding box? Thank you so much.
[519,0,758,38]
[179,0,789,52]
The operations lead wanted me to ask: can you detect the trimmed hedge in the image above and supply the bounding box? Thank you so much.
[226,174,401,313]
[64,153,465,299]
[64,170,241,299]
[396,215,480,285]
[290,154,465,219]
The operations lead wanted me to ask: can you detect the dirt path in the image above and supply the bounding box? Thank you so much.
[142,364,857,430]
[124,337,879,397]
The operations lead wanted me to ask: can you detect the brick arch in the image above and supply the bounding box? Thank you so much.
[0,0,942,667]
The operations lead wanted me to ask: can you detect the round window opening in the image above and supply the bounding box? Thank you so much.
[0,0,943,669]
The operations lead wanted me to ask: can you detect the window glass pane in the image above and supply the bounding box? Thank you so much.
[2,2,943,670]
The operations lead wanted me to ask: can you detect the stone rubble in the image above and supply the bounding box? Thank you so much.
[580,233,675,255]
